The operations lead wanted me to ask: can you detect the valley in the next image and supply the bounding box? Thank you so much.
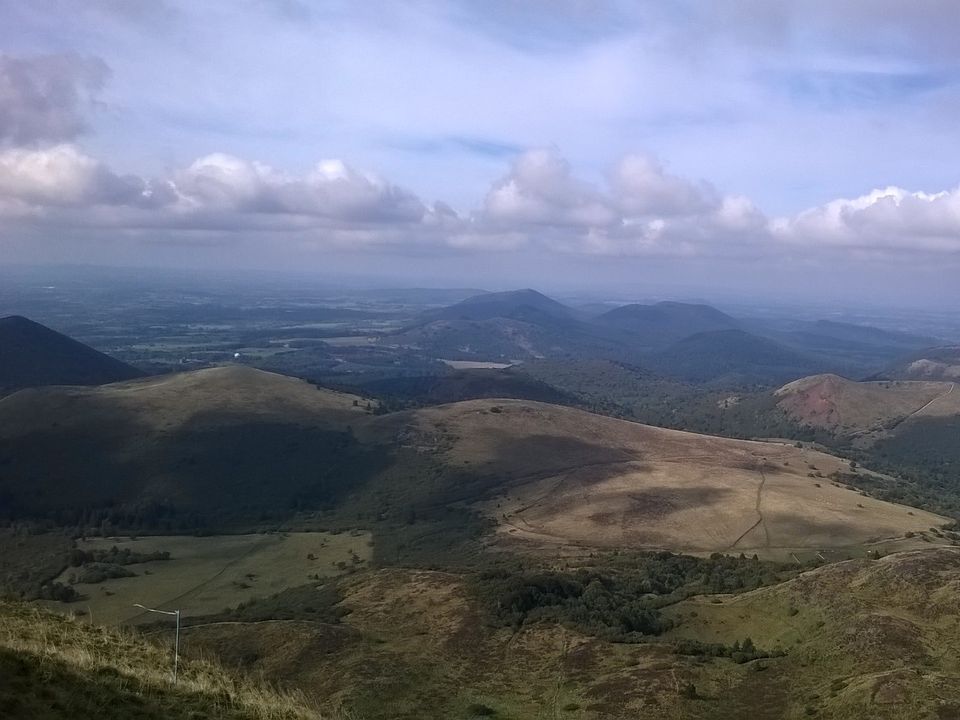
[2,281,960,720]
[6,9,960,718]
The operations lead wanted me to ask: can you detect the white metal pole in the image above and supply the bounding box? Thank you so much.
[174,609,180,683]
[133,604,181,684]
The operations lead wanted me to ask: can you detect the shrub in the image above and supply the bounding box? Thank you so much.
[74,563,135,585]
[466,702,496,716]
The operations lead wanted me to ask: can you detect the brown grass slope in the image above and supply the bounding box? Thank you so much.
[364,398,946,558]
[0,600,323,720]
[775,373,960,438]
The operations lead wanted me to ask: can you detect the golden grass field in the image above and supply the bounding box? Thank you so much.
[379,399,947,559]
[49,532,371,624]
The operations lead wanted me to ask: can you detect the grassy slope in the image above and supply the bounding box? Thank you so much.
[878,345,960,381]
[366,398,945,559]
[771,374,960,518]
[183,547,960,720]
[663,547,960,719]
[5,368,960,717]
[0,600,322,720]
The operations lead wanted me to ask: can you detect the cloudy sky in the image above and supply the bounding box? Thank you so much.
[2,0,960,303]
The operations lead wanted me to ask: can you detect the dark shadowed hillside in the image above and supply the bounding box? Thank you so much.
[0,367,386,528]
[740,318,939,377]
[384,290,631,362]
[648,329,824,384]
[595,301,740,349]
[0,316,143,395]
[421,288,576,323]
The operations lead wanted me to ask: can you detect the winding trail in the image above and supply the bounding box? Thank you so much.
[729,461,769,551]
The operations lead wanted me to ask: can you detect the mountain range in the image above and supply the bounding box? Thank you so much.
[379,289,936,385]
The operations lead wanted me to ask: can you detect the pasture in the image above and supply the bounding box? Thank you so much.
[51,531,372,624]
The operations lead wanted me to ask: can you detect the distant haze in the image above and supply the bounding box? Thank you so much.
[2,2,960,305]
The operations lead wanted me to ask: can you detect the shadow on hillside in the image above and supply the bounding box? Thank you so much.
[0,397,392,531]
[161,410,392,522]
[0,395,150,524]
[541,485,733,524]
[482,431,645,480]
[624,486,733,520]
[764,512,877,541]
[358,369,578,407]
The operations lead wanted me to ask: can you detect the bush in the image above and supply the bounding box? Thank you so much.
[472,551,795,641]
[674,637,784,663]
[74,563,136,584]
[36,582,79,602]
[466,702,496,717]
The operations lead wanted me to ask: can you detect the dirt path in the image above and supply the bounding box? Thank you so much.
[728,462,769,551]
[758,466,771,547]
[910,382,955,417]
[548,637,570,720]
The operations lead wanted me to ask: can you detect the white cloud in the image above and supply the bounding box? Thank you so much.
[1,143,959,262]
[0,144,149,207]
[773,186,960,252]
[482,149,617,228]
[0,145,432,239]
[474,149,771,256]
[172,153,425,222]
[613,154,718,217]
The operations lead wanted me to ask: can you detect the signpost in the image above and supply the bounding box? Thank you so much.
[133,603,181,683]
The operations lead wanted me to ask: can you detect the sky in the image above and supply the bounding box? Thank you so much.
[2,0,960,304]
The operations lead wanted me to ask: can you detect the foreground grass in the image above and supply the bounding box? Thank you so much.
[0,601,327,720]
